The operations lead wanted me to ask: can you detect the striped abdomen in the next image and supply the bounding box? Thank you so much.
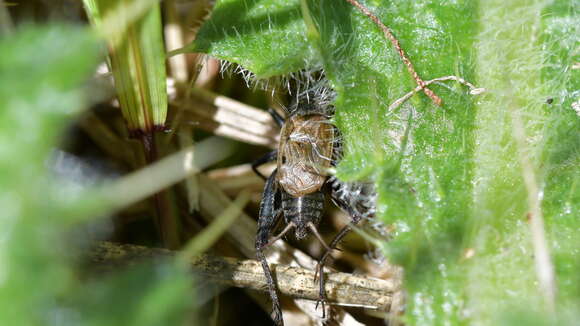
[281,191,324,240]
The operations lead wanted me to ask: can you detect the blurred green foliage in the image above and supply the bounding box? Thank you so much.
[0,25,192,326]
[189,0,579,324]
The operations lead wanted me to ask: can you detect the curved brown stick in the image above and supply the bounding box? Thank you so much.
[344,0,442,106]
[388,75,485,111]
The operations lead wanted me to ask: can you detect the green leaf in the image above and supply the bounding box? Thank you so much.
[468,1,579,324]
[541,2,580,312]
[84,0,168,133]
[303,2,480,324]
[189,0,579,324]
[181,0,316,78]
[83,0,178,248]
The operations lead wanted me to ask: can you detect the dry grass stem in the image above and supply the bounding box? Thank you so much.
[177,190,251,266]
[193,56,221,88]
[186,113,277,147]
[179,98,278,147]
[163,0,188,84]
[91,242,394,311]
[178,125,201,212]
[103,137,234,210]
[79,112,135,167]
[191,87,275,124]
[207,163,259,179]
[188,101,274,136]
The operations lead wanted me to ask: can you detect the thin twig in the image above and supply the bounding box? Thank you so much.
[89,241,394,311]
[388,75,485,111]
[344,0,442,105]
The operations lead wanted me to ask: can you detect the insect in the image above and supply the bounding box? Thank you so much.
[253,89,376,325]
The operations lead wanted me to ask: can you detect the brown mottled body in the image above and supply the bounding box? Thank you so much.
[254,96,376,326]
[277,114,334,197]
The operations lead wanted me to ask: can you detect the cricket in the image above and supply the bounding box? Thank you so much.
[253,87,377,325]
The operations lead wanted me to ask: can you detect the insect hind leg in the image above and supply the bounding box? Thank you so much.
[314,176,376,315]
[256,248,284,325]
[314,224,356,316]
[256,169,285,326]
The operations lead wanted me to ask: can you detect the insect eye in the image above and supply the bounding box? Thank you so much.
[282,156,287,164]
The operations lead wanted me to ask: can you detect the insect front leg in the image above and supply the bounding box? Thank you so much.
[251,107,285,180]
[255,169,284,326]
[252,149,278,180]
[268,108,285,127]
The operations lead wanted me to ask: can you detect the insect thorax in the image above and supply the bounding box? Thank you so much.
[277,114,334,197]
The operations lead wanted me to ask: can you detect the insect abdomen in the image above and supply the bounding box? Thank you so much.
[281,191,324,240]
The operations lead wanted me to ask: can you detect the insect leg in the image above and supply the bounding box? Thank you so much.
[315,176,375,314]
[251,149,278,180]
[315,224,358,315]
[262,222,296,249]
[268,108,285,127]
[256,169,284,326]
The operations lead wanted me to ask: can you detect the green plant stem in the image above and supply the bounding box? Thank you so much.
[176,190,251,266]
[141,132,180,249]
